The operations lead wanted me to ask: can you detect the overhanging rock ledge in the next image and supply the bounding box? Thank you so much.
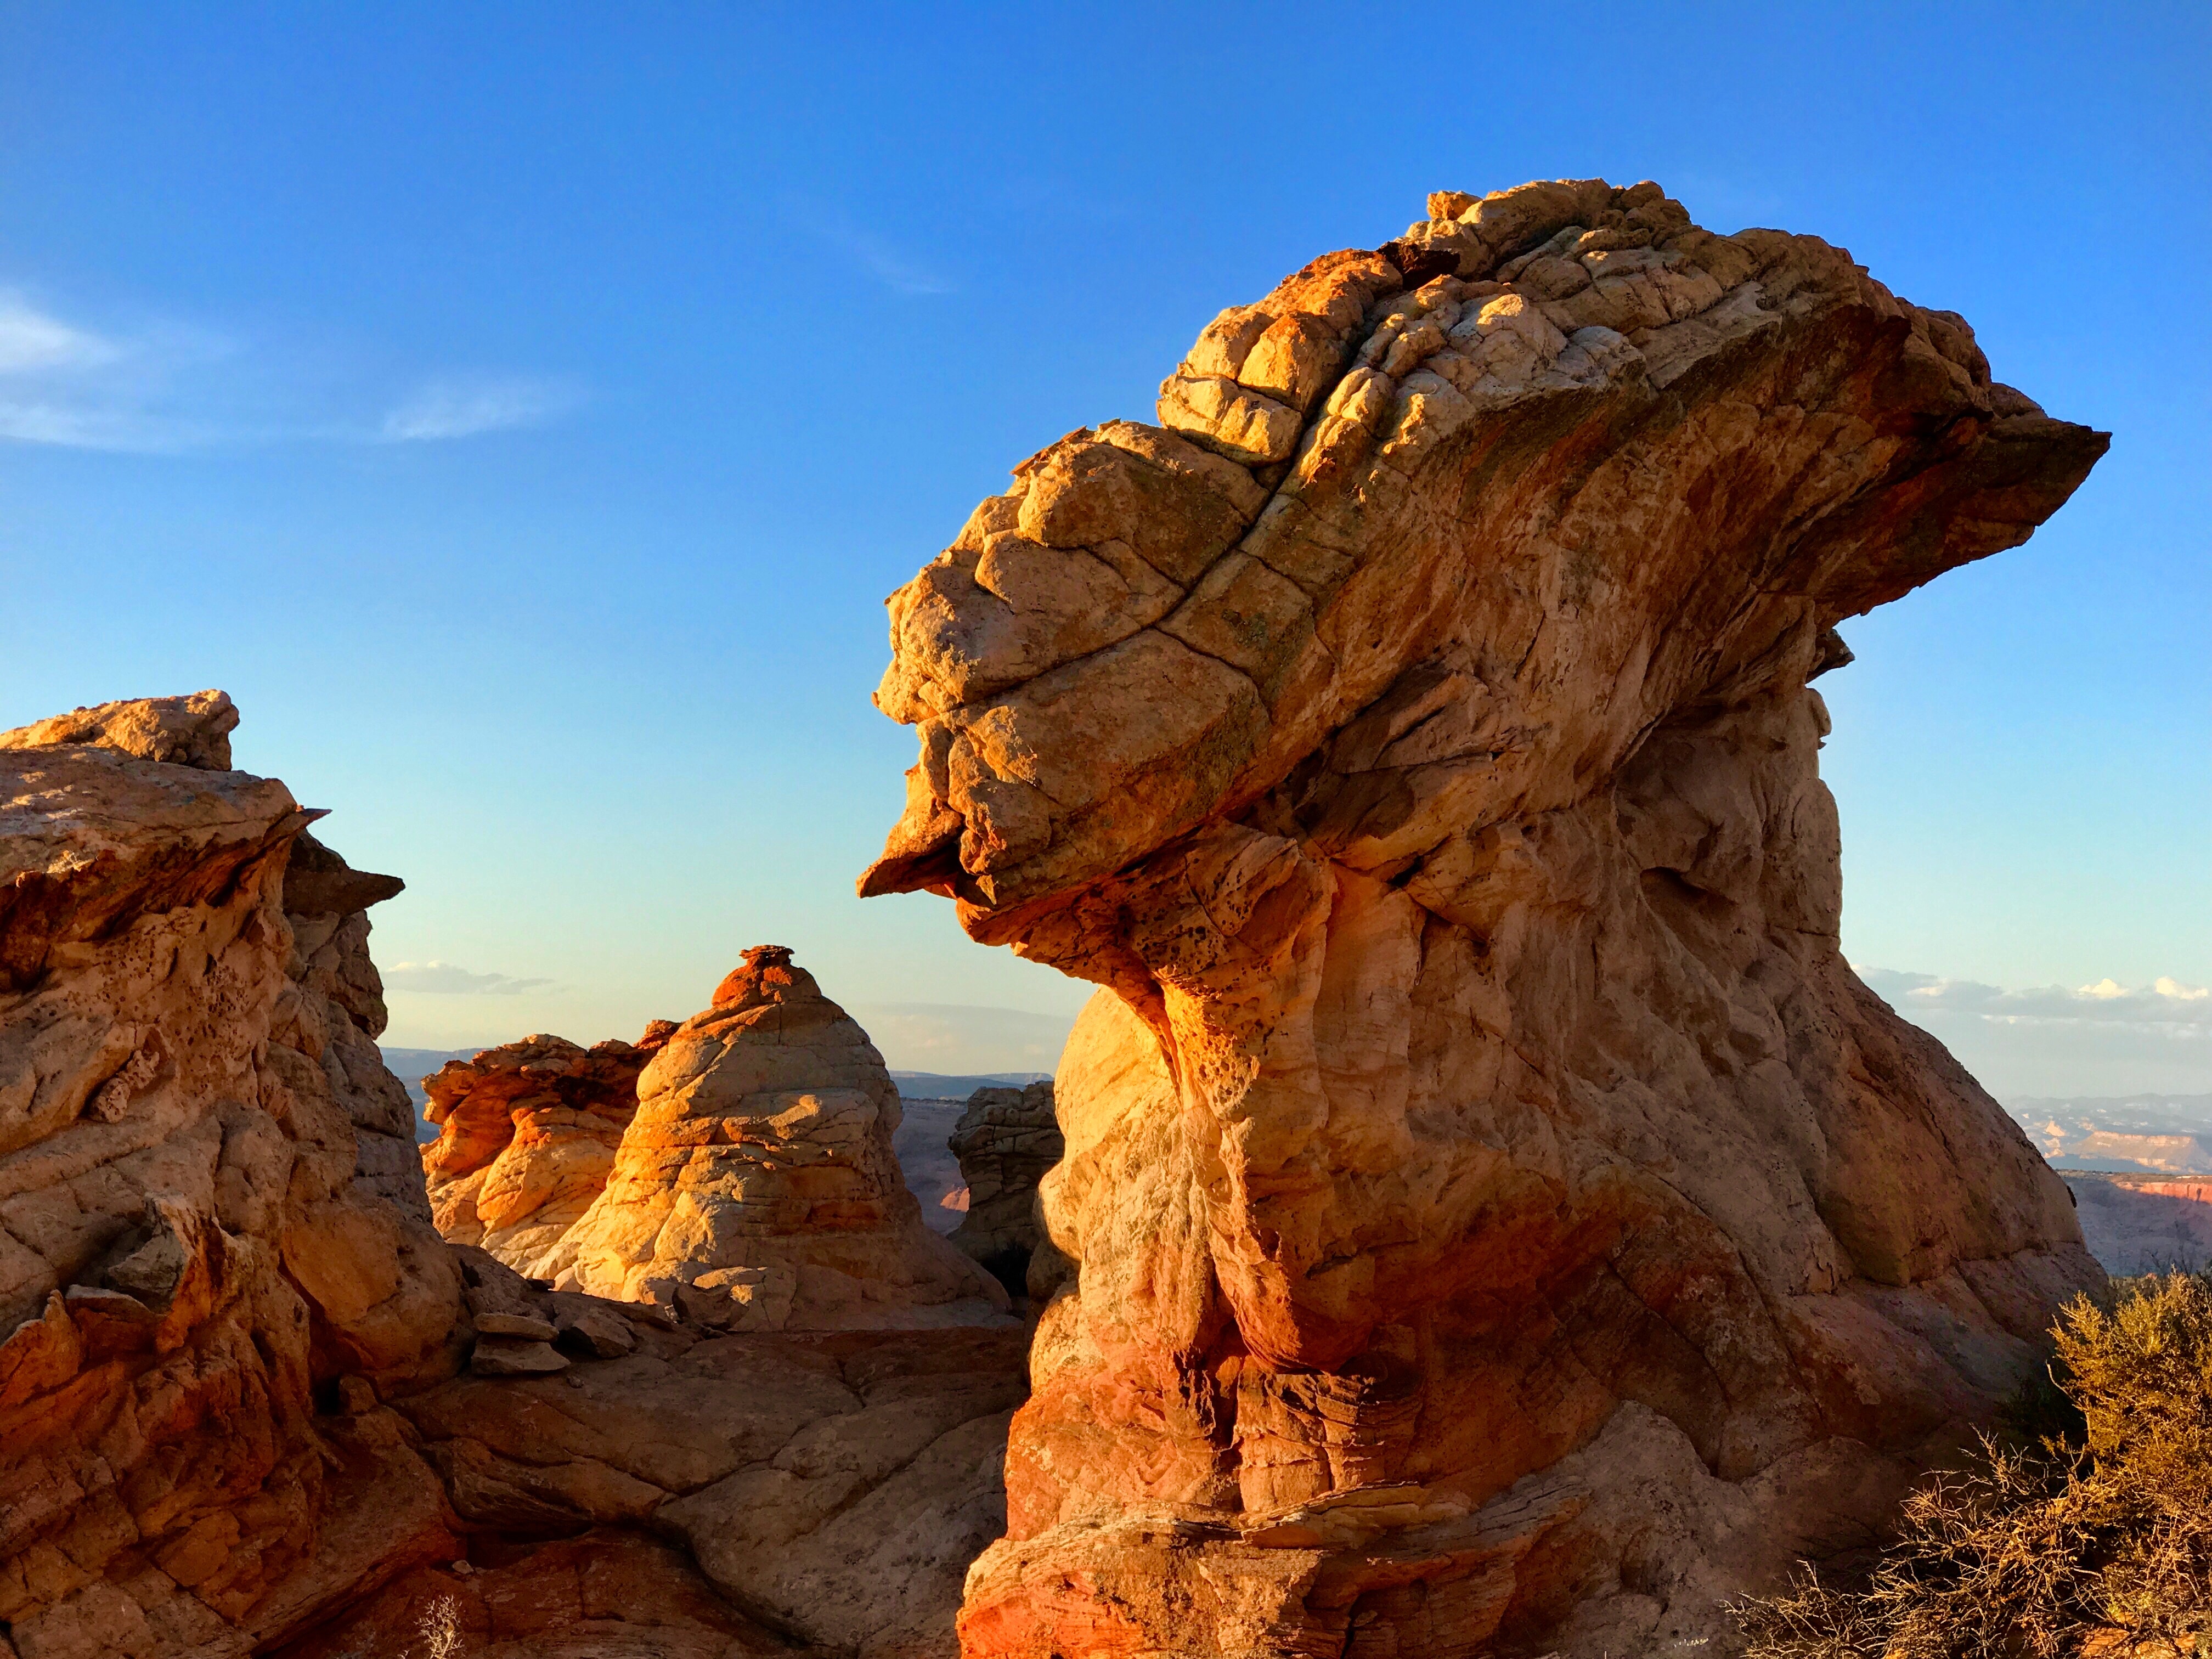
[861,174,2109,1657]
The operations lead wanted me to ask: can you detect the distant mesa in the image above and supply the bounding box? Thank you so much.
[2067,1175,2212,1276]
[891,1067,1053,1098]
[2027,1097,2212,1276]
[2018,1094,2212,1175]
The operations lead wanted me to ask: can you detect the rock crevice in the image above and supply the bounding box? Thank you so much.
[946,1081,1061,1294]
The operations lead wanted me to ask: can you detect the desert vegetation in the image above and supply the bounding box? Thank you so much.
[1740,1272,2212,1657]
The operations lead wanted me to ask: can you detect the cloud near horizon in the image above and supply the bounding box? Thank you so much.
[847,1001,1077,1076]
[0,286,580,451]
[1856,967,2212,1100]
[383,960,555,995]
[1856,968,2212,1029]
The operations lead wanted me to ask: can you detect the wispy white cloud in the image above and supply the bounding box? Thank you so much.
[0,291,237,452]
[811,208,954,296]
[0,284,580,451]
[0,401,205,451]
[1858,967,2212,1099]
[0,292,120,373]
[1858,967,2212,1029]
[380,374,584,441]
[385,960,554,995]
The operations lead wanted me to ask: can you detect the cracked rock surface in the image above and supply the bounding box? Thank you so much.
[861,177,2111,1656]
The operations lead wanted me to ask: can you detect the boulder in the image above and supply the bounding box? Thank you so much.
[860,178,2111,1656]
[0,688,239,770]
[545,946,1013,1331]
[0,695,465,1652]
[419,1024,672,1278]
[946,1081,1062,1292]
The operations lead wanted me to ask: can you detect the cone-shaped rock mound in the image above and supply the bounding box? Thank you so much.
[545,945,1012,1330]
[862,177,2110,1655]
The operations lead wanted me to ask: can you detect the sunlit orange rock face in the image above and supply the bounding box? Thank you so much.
[0,695,466,1652]
[420,1024,673,1277]
[862,178,2111,1656]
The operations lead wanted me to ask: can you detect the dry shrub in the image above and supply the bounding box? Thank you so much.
[418,1592,462,1659]
[1737,1272,2212,1658]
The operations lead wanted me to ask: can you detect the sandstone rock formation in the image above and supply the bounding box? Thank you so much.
[273,1529,785,1659]
[547,946,1012,1331]
[0,690,240,771]
[420,1025,673,1279]
[1,697,1034,1659]
[946,1081,1061,1291]
[0,696,465,1654]
[861,178,2111,1655]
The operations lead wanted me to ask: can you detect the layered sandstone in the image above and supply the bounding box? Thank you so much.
[861,178,2110,1655]
[0,697,465,1654]
[546,946,1012,1331]
[0,689,241,771]
[946,1082,1061,1290]
[420,1025,672,1278]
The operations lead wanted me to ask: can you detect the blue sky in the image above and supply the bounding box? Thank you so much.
[2,3,2205,1096]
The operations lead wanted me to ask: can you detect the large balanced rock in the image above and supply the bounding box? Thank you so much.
[420,1024,673,1278]
[860,178,2109,1655]
[0,696,465,1654]
[547,946,1012,1331]
[946,1081,1062,1290]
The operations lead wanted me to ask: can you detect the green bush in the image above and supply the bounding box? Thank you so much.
[1737,1272,2212,1658]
